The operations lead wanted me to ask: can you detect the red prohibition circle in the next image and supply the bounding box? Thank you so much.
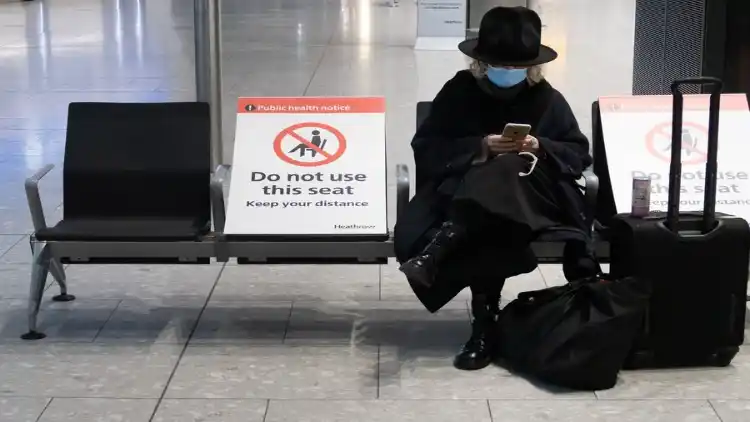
[273,122,347,167]
[645,121,708,165]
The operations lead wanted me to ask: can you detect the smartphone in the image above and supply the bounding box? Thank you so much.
[502,123,532,141]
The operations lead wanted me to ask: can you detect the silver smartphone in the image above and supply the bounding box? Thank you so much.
[502,123,532,141]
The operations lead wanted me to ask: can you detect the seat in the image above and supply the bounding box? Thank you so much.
[23,102,217,340]
[57,102,212,240]
[36,218,209,242]
[213,163,410,264]
[415,101,601,262]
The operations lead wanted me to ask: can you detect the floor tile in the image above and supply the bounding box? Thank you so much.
[0,298,119,343]
[94,297,205,344]
[265,399,492,422]
[38,398,157,422]
[378,346,595,400]
[500,268,547,300]
[0,130,65,159]
[0,397,50,422]
[489,399,720,421]
[0,211,33,236]
[0,237,32,264]
[538,263,567,287]
[709,400,750,422]
[166,344,378,399]
[0,178,61,211]
[153,399,267,422]
[0,343,182,398]
[0,264,53,299]
[0,235,23,260]
[329,4,417,46]
[597,347,750,399]
[213,265,379,302]
[227,68,320,97]
[0,205,60,236]
[285,300,469,349]
[307,45,435,98]
[59,265,222,300]
[190,300,291,344]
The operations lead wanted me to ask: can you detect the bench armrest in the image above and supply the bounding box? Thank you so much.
[396,164,410,220]
[581,167,599,229]
[25,164,55,233]
[211,164,230,233]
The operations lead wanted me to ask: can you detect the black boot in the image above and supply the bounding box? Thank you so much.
[399,221,465,288]
[454,294,500,371]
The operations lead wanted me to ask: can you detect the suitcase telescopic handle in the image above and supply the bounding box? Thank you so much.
[670,77,723,96]
[667,77,723,233]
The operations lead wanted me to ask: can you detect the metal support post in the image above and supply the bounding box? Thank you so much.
[194,0,224,168]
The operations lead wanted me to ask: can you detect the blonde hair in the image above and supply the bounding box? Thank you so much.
[469,59,544,85]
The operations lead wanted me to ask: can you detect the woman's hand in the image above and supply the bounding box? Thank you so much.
[517,135,540,153]
[484,134,540,155]
[485,135,518,155]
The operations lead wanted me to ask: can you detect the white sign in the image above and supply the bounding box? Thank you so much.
[225,97,388,237]
[415,0,467,51]
[599,94,750,220]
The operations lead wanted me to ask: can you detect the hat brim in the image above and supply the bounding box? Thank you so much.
[458,38,558,67]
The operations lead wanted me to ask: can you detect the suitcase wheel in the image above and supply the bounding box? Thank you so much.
[708,347,739,367]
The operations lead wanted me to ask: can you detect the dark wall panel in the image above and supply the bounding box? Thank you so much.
[632,0,749,95]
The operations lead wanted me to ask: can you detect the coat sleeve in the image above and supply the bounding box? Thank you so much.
[412,73,486,187]
[536,92,593,178]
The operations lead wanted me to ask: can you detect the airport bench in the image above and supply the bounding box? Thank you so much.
[20,99,606,340]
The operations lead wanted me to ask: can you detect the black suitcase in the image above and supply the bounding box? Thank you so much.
[608,77,750,368]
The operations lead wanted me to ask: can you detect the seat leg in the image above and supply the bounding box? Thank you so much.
[49,258,75,302]
[21,241,51,340]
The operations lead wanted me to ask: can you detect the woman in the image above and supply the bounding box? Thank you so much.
[393,6,596,371]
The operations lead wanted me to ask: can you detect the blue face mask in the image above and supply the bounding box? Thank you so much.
[486,67,527,88]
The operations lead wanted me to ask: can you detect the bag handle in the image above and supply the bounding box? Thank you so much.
[667,77,723,233]
[517,286,567,303]
[517,276,601,303]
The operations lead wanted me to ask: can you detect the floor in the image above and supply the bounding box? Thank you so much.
[0,0,748,421]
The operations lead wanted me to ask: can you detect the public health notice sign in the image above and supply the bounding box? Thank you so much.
[599,94,750,220]
[224,97,388,237]
[417,0,466,38]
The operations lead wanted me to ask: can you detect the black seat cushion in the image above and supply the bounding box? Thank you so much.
[59,102,212,234]
[533,226,588,243]
[36,218,210,242]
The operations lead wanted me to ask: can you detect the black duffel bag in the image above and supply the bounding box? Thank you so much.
[496,275,651,390]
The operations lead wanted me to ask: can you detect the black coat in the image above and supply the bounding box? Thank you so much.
[394,71,594,312]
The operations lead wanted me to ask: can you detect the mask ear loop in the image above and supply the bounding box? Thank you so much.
[517,152,538,177]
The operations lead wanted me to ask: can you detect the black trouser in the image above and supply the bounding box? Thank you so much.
[470,278,505,311]
[449,202,512,309]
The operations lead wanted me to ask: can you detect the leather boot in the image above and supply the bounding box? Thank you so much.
[454,294,500,371]
[399,221,465,288]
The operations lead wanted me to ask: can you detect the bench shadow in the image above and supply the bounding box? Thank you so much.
[0,298,583,395]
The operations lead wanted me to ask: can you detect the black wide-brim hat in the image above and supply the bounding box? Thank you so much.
[458,6,557,67]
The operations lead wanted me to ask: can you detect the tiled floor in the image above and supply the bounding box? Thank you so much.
[0,0,745,420]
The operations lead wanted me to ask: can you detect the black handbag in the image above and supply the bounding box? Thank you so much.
[496,275,651,390]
